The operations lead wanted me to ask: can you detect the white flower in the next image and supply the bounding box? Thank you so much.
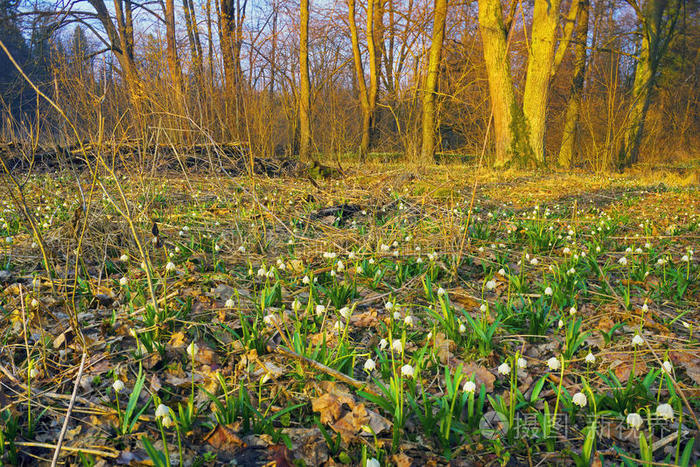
[662,361,673,373]
[392,339,403,353]
[364,359,376,372]
[155,404,170,419]
[161,415,174,428]
[120,254,129,262]
[119,277,128,286]
[585,352,596,364]
[632,334,645,346]
[497,362,510,375]
[356,266,364,274]
[558,319,564,329]
[404,315,414,327]
[572,392,587,408]
[655,403,674,421]
[530,258,539,265]
[165,262,176,272]
[366,458,380,467]
[641,303,648,312]
[463,380,476,393]
[302,275,310,284]
[385,301,394,311]
[498,268,506,276]
[257,267,267,276]
[480,303,488,313]
[563,247,571,254]
[544,287,553,296]
[348,251,357,260]
[618,256,628,266]
[459,322,467,333]
[437,287,446,297]
[238,245,246,253]
[380,244,390,252]
[547,357,560,371]
[315,304,326,316]
[214,244,221,252]
[393,311,400,320]
[263,314,277,326]
[30,367,39,378]
[400,364,414,378]
[378,338,388,350]
[323,251,337,259]
[292,299,302,312]
[186,342,199,358]
[112,379,125,393]
[486,279,497,290]
[225,298,235,308]
[681,255,689,262]
[569,306,577,315]
[336,260,345,272]
[626,412,643,430]
[657,258,667,266]
[339,306,351,320]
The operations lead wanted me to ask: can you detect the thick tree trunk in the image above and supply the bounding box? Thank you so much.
[183,0,204,81]
[477,0,517,167]
[366,0,381,160]
[558,0,589,168]
[164,0,183,96]
[299,0,312,160]
[420,0,448,163]
[522,0,562,165]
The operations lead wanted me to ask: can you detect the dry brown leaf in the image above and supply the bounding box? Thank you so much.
[204,424,246,453]
[392,452,413,467]
[168,331,186,348]
[669,350,700,385]
[351,310,379,327]
[462,362,496,393]
[610,355,648,383]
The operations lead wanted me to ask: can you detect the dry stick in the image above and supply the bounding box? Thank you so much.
[50,352,87,467]
[16,442,118,459]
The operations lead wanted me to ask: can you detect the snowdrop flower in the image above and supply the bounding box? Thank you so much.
[392,339,403,353]
[401,364,414,378]
[662,361,673,374]
[632,334,645,346]
[626,413,643,430]
[155,404,170,419]
[655,403,674,421]
[517,357,527,369]
[618,256,628,266]
[404,315,414,327]
[544,287,553,296]
[120,254,129,262]
[497,362,510,376]
[315,304,326,316]
[585,352,596,364]
[165,261,176,272]
[572,392,587,408]
[225,298,235,308]
[486,279,497,290]
[112,379,125,393]
[339,306,351,320]
[119,277,128,287]
[547,357,560,371]
[378,338,388,350]
[364,358,376,372]
[463,380,476,393]
[187,342,199,358]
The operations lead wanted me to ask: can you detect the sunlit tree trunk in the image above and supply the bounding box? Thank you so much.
[348,0,370,158]
[299,0,312,160]
[558,0,589,168]
[522,0,563,165]
[477,0,517,167]
[183,0,204,82]
[366,0,381,160]
[420,0,448,163]
[164,0,183,97]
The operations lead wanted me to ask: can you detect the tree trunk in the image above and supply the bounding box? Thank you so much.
[366,0,381,160]
[164,0,183,97]
[522,0,562,165]
[299,0,312,160]
[477,0,517,167]
[183,0,204,82]
[420,0,448,163]
[558,0,589,168]
[348,0,370,158]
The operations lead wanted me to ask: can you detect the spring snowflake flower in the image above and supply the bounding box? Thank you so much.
[392,339,403,353]
[364,358,376,372]
[681,255,689,262]
[404,315,414,327]
[544,287,553,296]
[302,275,310,284]
[463,380,476,393]
[112,379,125,393]
[569,306,577,315]
[585,352,596,364]
[225,298,235,308]
[380,244,390,252]
[486,279,497,290]
[530,258,539,266]
[497,362,510,375]
[379,338,388,350]
[385,302,394,311]
[187,342,199,358]
[547,357,560,371]
[339,307,351,320]
[165,262,176,272]
[572,392,587,408]
[632,334,645,346]
[161,415,174,428]
[238,245,246,253]
[336,260,345,272]
[356,265,364,274]
[366,458,380,467]
[498,268,506,276]
[393,311,401,320]
[323,252,337,259]
[120,254,129,262]
[626,412,643,430]
[401,364,414,378]
[437,287,446,297]
[459,322,467,333]
[558,319,564,329]
[642,303,648,312]
[563,247,571,255]
[480,303,488,313]
[119,277,128,286]
[263,314,277,326]
[657,258,667,266]
[315,304,326,316]
[662,361,673,373]
[618,256,628,266]
[655,403,674,421]
[30,367,40,378]
[517,358,527,369]
[155,404,170,419]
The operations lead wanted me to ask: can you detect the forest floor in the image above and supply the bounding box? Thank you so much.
[0,164,698,466]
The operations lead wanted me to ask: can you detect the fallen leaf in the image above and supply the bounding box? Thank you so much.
[204,424,246,453]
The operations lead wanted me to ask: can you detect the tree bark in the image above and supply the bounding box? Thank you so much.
[420,0,448,163]
[299,0,312,160]
[558,0,589,168]
[164,0,184,96]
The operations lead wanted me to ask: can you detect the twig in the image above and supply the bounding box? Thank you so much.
[51,351,87,467]
[13,441,119,459]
